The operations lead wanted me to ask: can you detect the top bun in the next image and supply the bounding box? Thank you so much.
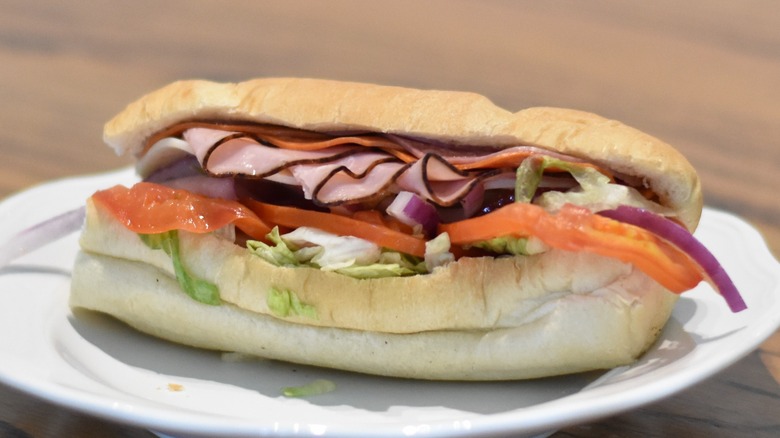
[103,78,702,230]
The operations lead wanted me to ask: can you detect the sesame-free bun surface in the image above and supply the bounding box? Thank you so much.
[104,78,702,229]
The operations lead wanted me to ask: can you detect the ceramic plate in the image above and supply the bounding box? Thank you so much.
[1,168,779,437]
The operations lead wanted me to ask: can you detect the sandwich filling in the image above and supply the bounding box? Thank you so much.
[90,121,745,312]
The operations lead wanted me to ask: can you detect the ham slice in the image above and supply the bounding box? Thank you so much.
[289,153,404,204]
[303,161,406,206]
[185,128,363,177]
[155,122,400,153]
[145,125,598,208]
[395,154,494,206]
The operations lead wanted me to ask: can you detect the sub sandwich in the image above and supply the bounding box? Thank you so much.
[70,78,745,380]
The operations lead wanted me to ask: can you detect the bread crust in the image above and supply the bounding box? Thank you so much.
[104,78,702,230]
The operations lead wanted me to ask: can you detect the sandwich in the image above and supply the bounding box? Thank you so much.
[69,78,745,380]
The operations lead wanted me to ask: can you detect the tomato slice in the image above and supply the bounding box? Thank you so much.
[92,183,427,257]
[440,202,703,293]
[92,183,272,239]
[243,199,427,257]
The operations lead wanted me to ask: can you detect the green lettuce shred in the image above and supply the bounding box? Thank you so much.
[139,231,221,305]
[468,235,548,256]
[333,262,421,279]
[470,236,532,255]
[424,232,455,271]
[337,250,427,278]
[246,227,299,266]
[282,379,336,398]
[522,155,674,215]
[515,155,610,204]
[247,227,428,279]
[267,287,318,319]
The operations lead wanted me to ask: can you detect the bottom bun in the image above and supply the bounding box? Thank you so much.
[70,251,677,380]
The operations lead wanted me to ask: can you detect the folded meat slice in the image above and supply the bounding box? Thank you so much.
[185,127,362,178]
[395,154,496,207]
[289,153,405,205]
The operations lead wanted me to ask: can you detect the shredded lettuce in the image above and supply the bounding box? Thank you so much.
[335,252,428,278]
[517,155,672,215]
[247,227,299,266]
[515,155,610,204]
[267,287,317,319]
[247,227,434,279]
[281,227,381,269]
[282,379,336,398]
[468,235,548,256]
[470,236,530,255]
[139,231,221,305]
[425,232,455,271]
[515,156,545,203]
[537,182,674,215]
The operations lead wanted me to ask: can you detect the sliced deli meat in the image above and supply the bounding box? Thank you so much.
[156,126,597,209]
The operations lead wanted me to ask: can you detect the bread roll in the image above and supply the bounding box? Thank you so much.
[70,78,697,380]
[71,211,677,380]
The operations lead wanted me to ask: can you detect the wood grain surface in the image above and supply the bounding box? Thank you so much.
[0,1,778,437]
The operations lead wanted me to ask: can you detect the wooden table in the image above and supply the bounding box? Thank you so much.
[1,1,778,436]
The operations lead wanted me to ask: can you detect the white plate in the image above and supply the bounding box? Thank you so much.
[1,168,779,438]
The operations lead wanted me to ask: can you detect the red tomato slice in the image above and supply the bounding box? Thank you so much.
[440,202,703,293]
[91,182,426,257]
[91,182,272,239]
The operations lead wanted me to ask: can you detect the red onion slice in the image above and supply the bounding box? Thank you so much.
[599,206,747,312]
[386,191,439,236]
